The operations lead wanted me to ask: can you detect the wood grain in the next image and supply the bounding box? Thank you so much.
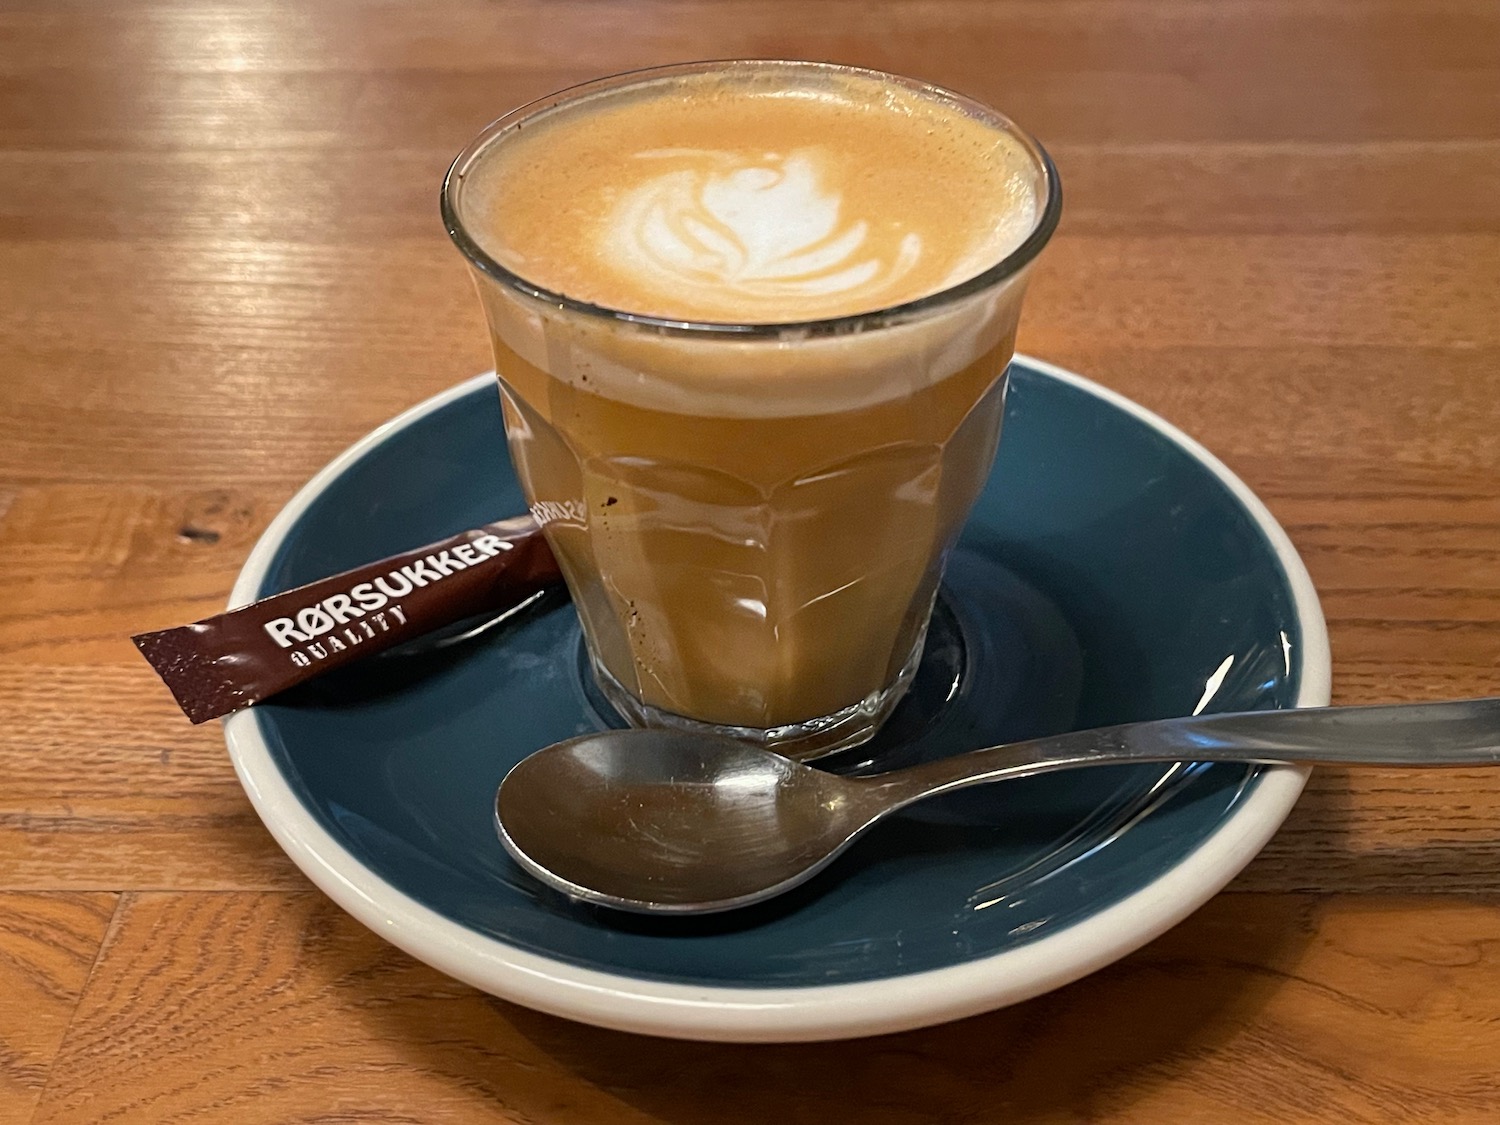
[0,895,115,1125]
[26,892,1500,1125]
[3,238,1497,493]
[5,143,1498,242]
[2,0,1499,1119]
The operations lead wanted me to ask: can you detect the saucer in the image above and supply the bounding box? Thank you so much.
[224,356,1330,1042]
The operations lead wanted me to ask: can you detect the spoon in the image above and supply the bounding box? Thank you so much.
[495,697,1500,915]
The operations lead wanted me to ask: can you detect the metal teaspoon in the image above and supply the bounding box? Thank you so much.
[495,697,1500,915]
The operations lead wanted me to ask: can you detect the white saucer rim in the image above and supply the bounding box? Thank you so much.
[223,355,1330,1043]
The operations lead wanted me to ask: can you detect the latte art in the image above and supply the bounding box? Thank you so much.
[607,149,923,303]
[465,65,1044,321]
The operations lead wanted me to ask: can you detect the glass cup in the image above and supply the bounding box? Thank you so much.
[442,61,1060,757]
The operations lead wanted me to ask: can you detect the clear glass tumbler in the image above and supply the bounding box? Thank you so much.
[443,61,1060,757]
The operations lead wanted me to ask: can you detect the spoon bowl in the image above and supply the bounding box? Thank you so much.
[497,730,874,912]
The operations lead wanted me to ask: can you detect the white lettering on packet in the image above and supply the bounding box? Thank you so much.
[604,148,921,302]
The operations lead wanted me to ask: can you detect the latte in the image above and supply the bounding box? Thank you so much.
[445,62,1058,753]
[462,67,1039,323]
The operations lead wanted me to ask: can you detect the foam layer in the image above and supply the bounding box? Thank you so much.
[463,68,1041,323]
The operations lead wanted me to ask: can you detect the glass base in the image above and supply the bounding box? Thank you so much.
[587,629,929,762]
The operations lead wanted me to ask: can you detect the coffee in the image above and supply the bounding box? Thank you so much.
[462,68,1039,323]
[445,62,1058,754]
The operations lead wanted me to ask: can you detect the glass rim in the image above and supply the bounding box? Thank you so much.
[440,59,1063,339]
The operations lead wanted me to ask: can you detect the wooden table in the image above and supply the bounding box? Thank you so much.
[3,1,1498,1120]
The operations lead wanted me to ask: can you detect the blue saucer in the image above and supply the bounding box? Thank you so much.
[225,357,1328,1041]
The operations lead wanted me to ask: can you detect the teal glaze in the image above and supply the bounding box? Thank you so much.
[252,361,1302,987]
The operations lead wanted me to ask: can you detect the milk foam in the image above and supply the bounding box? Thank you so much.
[457,64,1050,416]
[606,148,924,305]
[464,69,1043,323]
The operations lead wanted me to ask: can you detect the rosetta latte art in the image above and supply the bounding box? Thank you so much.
[605,148,923,303]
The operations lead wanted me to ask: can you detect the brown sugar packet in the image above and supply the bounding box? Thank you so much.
[134,516,561,723]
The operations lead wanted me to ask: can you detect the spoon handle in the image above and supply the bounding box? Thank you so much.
[865,697,1500,809]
